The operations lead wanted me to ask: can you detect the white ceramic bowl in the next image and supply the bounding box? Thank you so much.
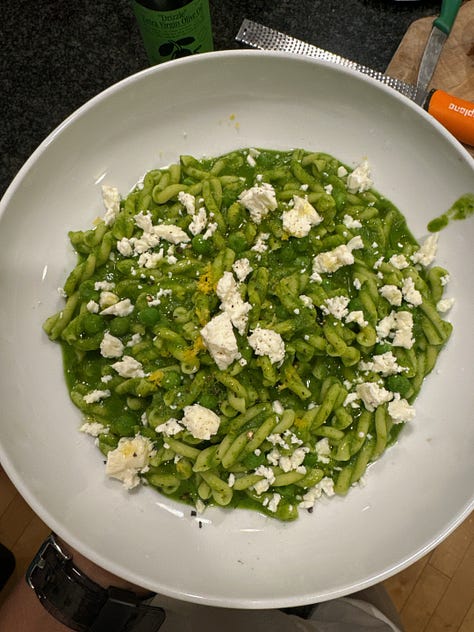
[0,51,473,609]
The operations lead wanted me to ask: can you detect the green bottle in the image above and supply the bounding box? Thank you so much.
[132,0,213,65]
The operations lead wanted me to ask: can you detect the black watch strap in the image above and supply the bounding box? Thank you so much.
[26,534,165,632]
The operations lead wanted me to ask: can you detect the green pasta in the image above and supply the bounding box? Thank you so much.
[44,148,454,521]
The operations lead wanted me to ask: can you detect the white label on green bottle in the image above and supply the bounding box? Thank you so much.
[132,0,213,65]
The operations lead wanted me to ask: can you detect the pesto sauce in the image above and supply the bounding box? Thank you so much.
[427,193,474,232]
[47,147,450,521]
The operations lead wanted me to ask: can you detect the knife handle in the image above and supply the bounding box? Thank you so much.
[434,0,462,35]
[425,90,474,147]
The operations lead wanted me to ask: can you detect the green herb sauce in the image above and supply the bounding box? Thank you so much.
[428,193,474,232]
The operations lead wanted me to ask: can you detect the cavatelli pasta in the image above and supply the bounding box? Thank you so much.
[43,147,454,520]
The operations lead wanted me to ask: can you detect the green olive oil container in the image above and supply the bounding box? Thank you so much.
[132,0,213,65]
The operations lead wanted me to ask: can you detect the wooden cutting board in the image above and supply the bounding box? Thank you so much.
[386,0,474,157]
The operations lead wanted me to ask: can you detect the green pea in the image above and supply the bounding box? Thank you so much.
[191,234,212,255]
[79,280,99,302]
[109,316,131,336]
[198,392,218,411]
[138,307,160,328]
[111,413,137,437]
[228,231,248,253]
[278,242,295,263]
[293,236,309,253]
[83,314,106,336]
[161,371,181,390]
[386,375,412,398]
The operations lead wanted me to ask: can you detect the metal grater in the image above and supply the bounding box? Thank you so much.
[236,19,419,102]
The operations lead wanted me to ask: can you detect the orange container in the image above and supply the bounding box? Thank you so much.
[426,90,474,147]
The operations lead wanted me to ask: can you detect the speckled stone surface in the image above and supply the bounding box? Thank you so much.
[1,0,441,196]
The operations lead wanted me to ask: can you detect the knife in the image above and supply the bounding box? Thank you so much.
[235,17,474,147]
[414,0,461,105]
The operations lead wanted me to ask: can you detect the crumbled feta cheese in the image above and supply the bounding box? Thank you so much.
[232,258,253,282]
[251,232,270,253]
[86,300,100,313]
[299,477,335,509]
[200,312,239,370]
[284,430,303,446]
[105,435,155,490]
[267,433,287,448]
[147,287,172,307]
[95,280,115,291]
[203,221,218,240]
[138,250,164,269]
[437,297,455,313]
[272,400,284,415]
[353,278,362,290]
[392,311,415,349]
[102,185,121,226]
[343,214,362,229]
[248,327,285,365]
[278,447,308,473]
[155,418,183,436]
[379,284,402,306]
[111,355,145,378]
[178,191,196,214]
[345,310,368,328]
[253,465,276,495]
[181,404,221,441]
[311,236,364,281]
[227,473,236,488]
[100,332,125,358]
[100,298,134,317]
[116,237,134,257]
[337,165,348,178]
[389,254,409,270]
[189,207,208,236]
[343,392,360,408]
[154,224,190,244]
[346,159,373,194]
[356,382,394,411]
[238,182,278,223]
[99,291,119,309]
[321,296,350,320]
[388,393,416,423]
[315,438,331,464]
[127,333,142,347]
[216,271,252,335]
[83,389,111,404]
[281,195,322,238]
[411,234,438,266]
[401,277,422,307]
[134,211,154,233]
[376,310,414,349]
[80,422,108,437]
[440,274,450,287]
[299,294,314,308]
[359,351,405,376]
[267,493,281,513]
[373,256,384,270]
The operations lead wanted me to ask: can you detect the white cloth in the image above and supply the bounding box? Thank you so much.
[150,594,402,632]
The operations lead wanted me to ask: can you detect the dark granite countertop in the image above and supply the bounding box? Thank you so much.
[1,0,441,197]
